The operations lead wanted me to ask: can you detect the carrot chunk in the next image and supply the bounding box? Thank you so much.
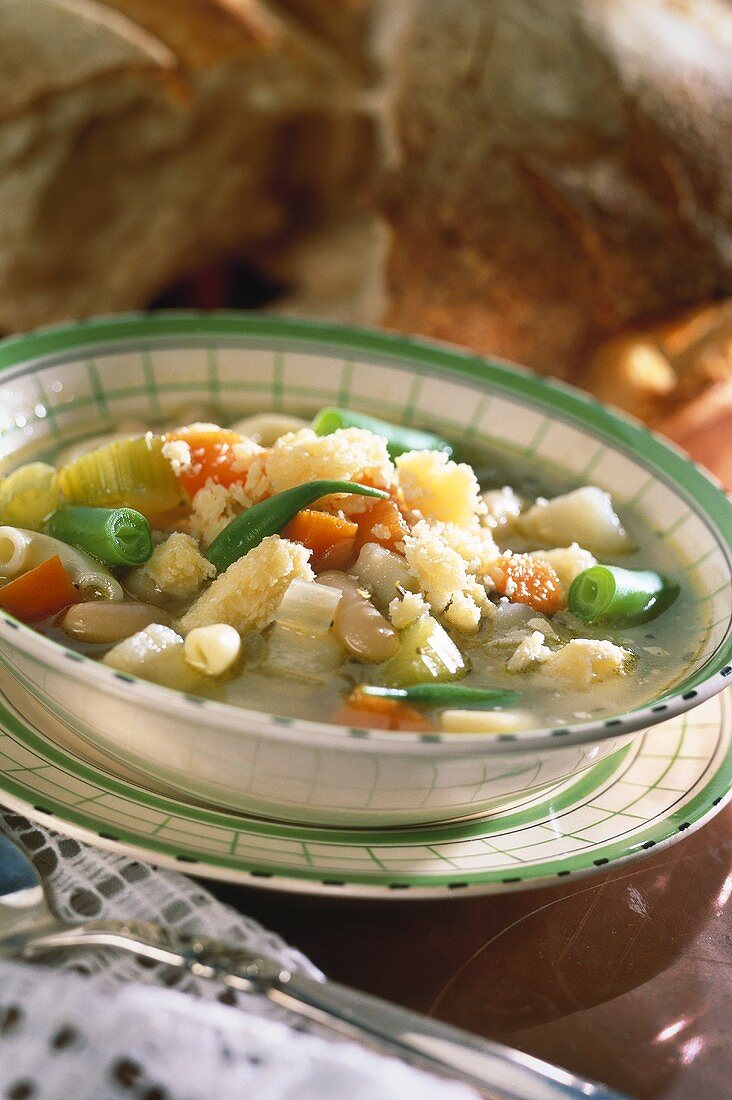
[165,427,249,497]
[487,554,564,616]
[334,688,434,732]
[352,498,410,555]
[0,556,78,622]
[282,509,357,572]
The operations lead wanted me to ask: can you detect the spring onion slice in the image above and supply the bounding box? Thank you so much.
[206,480,389,572]
[47,505,153,566]
[357,684,520,709]
[568,565,680,625]
[311,407,454,459]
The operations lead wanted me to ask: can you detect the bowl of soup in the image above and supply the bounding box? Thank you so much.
[0,314,730,827]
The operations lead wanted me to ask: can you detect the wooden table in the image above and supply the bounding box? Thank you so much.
[212,805,730,1100]
[209,426,732,1100]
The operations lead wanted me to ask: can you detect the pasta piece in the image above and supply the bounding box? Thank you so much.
[0,527,123,601]
[519,487,633,555]
[176,535,313,635]
[441,709,534,734]
[184,624,241,676]
[142,532,215,599]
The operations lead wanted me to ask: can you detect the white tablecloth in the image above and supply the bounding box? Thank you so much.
[0,810,478,1100]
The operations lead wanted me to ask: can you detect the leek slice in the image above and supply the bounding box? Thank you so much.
[58,434,186,515]
[0,463,59,530]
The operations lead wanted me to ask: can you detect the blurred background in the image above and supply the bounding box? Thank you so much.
[2,0,731,480]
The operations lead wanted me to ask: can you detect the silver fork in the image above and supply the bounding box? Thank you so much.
[0,831,628,1100]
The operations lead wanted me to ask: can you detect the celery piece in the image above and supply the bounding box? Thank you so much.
[0,463,59,530]
[264,622,344,682]
[381,614,466,686]
[58,435,186,515]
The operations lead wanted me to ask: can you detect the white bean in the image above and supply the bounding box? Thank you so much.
[61,602,171,644]
[316,571,399,662]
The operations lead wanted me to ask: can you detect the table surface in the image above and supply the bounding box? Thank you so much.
[212,804,730,1100]
[208,427,732,1100]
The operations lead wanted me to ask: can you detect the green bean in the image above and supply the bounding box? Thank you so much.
[311,407,454,458]
[47,505,153,566]
[568,565,679,625]
[206,480,389,572]
[356,684,520,709]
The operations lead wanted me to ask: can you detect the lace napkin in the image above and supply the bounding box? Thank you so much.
[0,811,478,1100]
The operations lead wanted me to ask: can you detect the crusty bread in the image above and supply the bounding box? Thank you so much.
[1,0,730,397]
[0,0,373,333]
[379,0,732,380]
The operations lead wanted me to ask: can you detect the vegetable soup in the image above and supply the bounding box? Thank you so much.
[0,408,700,733]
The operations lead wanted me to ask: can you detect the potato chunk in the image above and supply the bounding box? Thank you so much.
[519,487,633,555]
[396,450,484,527]
[529,543,596,594]
[539,639,632,688]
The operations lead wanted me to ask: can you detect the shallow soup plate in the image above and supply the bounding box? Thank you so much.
[0,314,730,828]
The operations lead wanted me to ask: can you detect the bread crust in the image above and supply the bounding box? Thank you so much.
[1,0,730,392]
[0,0,369,334]
[379,0,732,379]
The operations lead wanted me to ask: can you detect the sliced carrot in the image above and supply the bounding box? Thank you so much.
[282,509,357,572]
[352,498,410,556]
[334,688,434,732]
[0,556,78,623]
[487,554,564,616]
[165,427,250,497]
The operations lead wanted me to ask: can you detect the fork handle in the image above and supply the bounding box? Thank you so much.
[15,920,627,1100]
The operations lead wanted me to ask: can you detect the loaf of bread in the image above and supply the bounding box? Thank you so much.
[1,0,730,391]
[0,0,376,333]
